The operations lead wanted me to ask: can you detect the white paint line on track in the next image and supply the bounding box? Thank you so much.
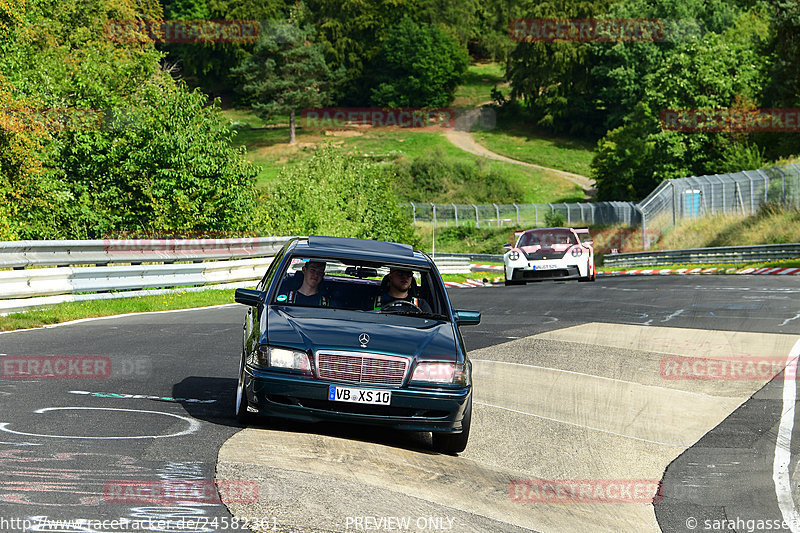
[773,338,800,533]
[474,400,690,448]
[0,407,201,439]
[780,313,800,327]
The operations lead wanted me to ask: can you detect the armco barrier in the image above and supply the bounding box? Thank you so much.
[0,238,476,314]
[603,243,800,268]
[0,237,291,268]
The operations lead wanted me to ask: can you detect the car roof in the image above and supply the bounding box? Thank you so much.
[288,236,432,268]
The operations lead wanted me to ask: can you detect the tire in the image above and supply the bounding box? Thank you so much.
[235,354,254,425]
[432,396,472,454]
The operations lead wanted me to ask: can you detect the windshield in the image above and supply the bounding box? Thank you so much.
[518,230,577,247]
[270,255,448,318]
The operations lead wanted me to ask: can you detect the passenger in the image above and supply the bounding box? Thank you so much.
[374,268,432,313]
[285,260,330,307]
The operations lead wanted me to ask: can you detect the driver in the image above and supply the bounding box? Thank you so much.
[373,268,432,313]
[285,260,330,307]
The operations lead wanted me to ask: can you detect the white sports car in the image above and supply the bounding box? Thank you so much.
[503,227,595,284]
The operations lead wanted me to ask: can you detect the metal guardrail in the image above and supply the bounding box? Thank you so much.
[0,238,476,314]
[0,237,291,268]
[602,243,800,268]
[0,258,276,299]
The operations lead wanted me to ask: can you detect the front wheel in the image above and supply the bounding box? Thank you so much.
[235,354,254,424]
[432,396,472,454]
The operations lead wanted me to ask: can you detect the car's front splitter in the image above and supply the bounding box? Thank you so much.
[508,264,582,281]
[243,367,471,433]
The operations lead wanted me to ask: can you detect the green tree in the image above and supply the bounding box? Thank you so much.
[369,17,468,108]
[0,0,260,239]
[52,81,258,236]
[258,146,417,244]
[233,19,341,143]
[158,0,288,97]
[505,0,614,137]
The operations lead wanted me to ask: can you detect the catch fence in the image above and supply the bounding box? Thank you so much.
[407,164,800,249]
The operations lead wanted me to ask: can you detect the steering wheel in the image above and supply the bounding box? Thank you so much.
[379,300,423,313]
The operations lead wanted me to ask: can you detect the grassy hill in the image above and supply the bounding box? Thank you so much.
[221,62,595,204]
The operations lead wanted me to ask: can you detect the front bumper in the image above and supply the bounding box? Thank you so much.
[243,366,471,433]
[507,264,582,281]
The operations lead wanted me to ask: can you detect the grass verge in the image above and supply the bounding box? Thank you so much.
[0,289,237,332]
[472,112,596,177]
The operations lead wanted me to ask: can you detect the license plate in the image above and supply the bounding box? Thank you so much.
[532,264,558,270]
[328,386,391,405]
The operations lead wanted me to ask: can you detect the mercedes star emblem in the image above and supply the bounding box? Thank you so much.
[359,333,370,346]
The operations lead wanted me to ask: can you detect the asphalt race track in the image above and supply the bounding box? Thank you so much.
[1,275,799,533]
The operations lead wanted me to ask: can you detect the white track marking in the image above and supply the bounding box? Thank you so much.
[773,338,800,533]
[0,407,201,439]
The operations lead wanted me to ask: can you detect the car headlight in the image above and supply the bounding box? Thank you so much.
[411,361,467,385]
[508,250,520,261]
[571,247,583,257]
[257,346,311,374]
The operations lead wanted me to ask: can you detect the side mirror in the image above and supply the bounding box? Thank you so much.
[503,243,512,249]
[235,288,265,307]
[584,240,594,246]
[455,310,481,326]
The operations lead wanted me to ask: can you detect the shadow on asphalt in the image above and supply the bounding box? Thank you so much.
[173,376,437,455]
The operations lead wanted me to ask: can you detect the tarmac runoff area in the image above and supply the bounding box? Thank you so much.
[215,323,799,533]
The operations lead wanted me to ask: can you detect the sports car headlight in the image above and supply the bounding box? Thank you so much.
[508,250,520,261]
[411,362,466,385]
[571,247,583,257]
[258,346,311,374]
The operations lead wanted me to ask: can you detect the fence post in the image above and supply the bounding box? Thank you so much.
[670,180,676,227]
[493,203,500,226]
[430,203,436,259]
[452,203,458,226]
[775,167,786,203]
[756,169,769,204]
[637,205,647,250]
[534,204,539,226]
[563,203,570,225]
[409,202,417,225]
[513,203,520,226]
[472,204,479,228]
[715,175,726,213]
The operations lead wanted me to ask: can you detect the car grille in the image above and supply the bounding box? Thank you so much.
[316,352,408,386]
[523,249,567,260]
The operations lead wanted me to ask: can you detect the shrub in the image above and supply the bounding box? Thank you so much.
[257,146,418,245]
